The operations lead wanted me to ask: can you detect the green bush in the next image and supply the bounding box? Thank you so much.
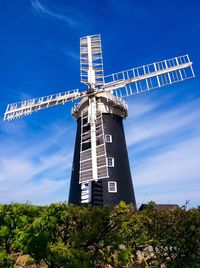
[0,249,13,267]
[0,202,199,267]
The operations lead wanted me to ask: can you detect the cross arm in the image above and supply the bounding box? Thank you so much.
[102,55,195,97]
[4,89,83,121]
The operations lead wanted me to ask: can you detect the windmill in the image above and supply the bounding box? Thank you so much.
[4,34,195,207]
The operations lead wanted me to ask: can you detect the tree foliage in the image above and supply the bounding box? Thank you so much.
[0,202,199,267]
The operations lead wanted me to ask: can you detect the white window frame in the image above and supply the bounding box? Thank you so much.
[105,134,112,143]
[107,157,114,167]
[108,181,117,193]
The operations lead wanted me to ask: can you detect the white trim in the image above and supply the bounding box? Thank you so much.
[108,181,117,193]
[107,157,114,167]
[88,97,98,180]
[105,134,112,143]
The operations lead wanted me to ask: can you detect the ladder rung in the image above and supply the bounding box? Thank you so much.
[81,140,91,144]
[82,129,90,135]
[82,123,89,127]
[96,125,102,129]
[82,115,88,120]
[97,154,106,158]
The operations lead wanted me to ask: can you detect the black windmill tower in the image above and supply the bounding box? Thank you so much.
[4,34,195,207]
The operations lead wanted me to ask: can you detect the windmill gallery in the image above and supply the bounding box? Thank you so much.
[4,34,195,207]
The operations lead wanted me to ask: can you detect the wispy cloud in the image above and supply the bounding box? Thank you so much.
[125,93,200,207]
[133,136,200,187]
[126,95,200,148]
[31,0,78,27]
[64,51,80,61]
[0,119,75,205]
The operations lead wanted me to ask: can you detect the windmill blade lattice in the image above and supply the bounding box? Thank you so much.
[80,34,104,87]
[103,55,194,97]
[4,89,82,121]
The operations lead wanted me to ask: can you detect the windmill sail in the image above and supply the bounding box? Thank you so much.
[79,99,108,184]
[103,55,194,97]
[80,34,104,87]
[4,89,81,121]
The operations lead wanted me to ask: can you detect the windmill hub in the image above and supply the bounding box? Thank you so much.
[72,92,128,120]
[4,34,195,207]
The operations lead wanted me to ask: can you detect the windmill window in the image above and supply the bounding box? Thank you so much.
[107,157,114,167]
[108,181,117,193]
[105,134,112,143]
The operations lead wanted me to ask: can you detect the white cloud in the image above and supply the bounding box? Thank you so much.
[0,119,75,204]
[65,51,80,61]
[127,96,159,118]
[31,0,77,27]
[125,96,200,147]
[125,94,200,207]
[133,136,200,187]
[0,178,67,205]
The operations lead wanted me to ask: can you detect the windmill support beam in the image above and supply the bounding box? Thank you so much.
[88,97,98,181]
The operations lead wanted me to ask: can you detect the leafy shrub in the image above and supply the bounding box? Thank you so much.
[0,201,199,267]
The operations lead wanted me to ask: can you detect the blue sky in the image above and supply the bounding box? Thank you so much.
[0,0,199,207]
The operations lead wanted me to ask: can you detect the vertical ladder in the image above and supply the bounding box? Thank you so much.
[96,111,108,179]
[80,108,92,203]
[80,108,92,183]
